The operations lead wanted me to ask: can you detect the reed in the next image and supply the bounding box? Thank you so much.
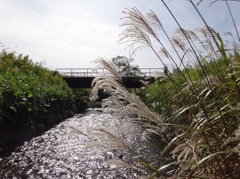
[91,1,240,178]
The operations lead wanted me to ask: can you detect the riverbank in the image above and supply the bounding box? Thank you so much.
[0,49,90,155]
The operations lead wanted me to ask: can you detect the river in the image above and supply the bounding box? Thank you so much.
[0,108,158,178]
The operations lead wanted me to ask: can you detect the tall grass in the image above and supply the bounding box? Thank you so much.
[91,1,240,178]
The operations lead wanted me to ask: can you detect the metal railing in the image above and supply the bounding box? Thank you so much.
[55,68,163,77]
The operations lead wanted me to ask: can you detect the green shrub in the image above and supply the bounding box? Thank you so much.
[0,49,88,151]
[0,50,74,126]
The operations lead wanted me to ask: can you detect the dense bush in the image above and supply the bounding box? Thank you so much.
[0,49,87,152]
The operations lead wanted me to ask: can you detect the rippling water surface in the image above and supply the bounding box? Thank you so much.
[0,109,157,178]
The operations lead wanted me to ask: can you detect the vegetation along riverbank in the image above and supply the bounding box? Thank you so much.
[0,49,89,156]
[90,1,240,178]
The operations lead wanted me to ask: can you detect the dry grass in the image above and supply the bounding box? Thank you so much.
[89,1,240,178]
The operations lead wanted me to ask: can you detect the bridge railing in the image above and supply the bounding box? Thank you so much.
[55,68,163,77]
[56,68,100,77]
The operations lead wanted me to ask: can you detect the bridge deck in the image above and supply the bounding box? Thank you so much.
[56,68,161,88]
[56,68,162,77]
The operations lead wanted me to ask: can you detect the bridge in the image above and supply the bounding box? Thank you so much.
[56,68,163,88]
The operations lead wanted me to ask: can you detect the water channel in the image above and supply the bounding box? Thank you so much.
[0,108,158,178]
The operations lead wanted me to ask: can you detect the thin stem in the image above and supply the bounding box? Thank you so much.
[225,1,240,43]
[189,1,223,57]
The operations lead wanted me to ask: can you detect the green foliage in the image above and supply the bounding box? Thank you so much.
[111,56,142,77]
[116,1,240,178]
[91,52,240,177]
[138,52,240,178]
[72,89,91,111]
[0,49,88,151]
[0,50,73,126]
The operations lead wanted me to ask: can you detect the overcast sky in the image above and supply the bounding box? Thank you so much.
[0,0,239,70]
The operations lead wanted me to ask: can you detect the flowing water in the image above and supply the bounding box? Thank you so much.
[0,109,158,179]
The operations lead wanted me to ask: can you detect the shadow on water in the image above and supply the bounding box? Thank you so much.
[0,106,94,158]
[0,125,48,158]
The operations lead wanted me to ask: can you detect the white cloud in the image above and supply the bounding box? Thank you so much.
[0,0,239,70]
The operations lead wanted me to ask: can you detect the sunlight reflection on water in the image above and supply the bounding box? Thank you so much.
[0,109,157,178]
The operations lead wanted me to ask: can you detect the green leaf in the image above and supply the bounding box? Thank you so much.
[159,133,185,161]
[217,32,229,66]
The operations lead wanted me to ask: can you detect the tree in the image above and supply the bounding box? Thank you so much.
[111,56,142,77]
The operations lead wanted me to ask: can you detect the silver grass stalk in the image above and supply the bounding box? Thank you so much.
[92,58,122,82]
[91,129,131,151]
[171,139,201,172]
[90,57,166,130]
[65,123,88,137]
